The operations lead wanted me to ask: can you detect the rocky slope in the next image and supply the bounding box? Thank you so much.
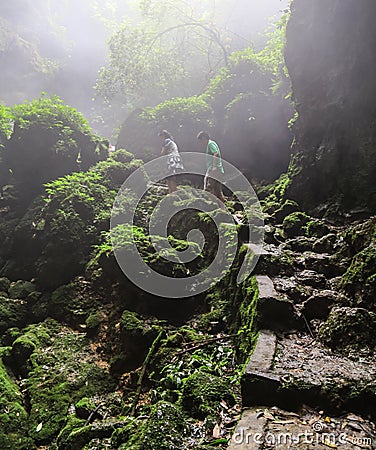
[0,0,376,449]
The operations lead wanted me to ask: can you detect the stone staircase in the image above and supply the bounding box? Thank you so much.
[227,229,376,449]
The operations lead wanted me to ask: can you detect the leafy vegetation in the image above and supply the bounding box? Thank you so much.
[96,0,232,105]
[13,95,91,134]
[0,103,13,142]
[1,149,143,288]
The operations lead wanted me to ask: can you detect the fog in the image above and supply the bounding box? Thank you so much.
[0,0,289,137]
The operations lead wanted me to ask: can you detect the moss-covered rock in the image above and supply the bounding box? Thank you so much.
[2,96,108,209]
[339,243,376,309]
[283,211,310,238]
[1,149,143,288]
[8,280,37,299]
[112,401,187,450]
[272,199,300,224]
[75,397,97,420]
[110,310,163,374]
[10,320,53,376]
[85,311,103,335]
[50,279,101,325]
[305,219,330,238]
[0,296,29,334]
[0,357,32,450]
[318,307,376,355]
[181,371,235,419]
[7,320,116,445]
[231,275,259,361]
[0,277,11,293]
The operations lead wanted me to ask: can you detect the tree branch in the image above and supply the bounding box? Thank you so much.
[147,21,229,66]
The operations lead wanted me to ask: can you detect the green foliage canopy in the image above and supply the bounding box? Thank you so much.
[96,0,231,106]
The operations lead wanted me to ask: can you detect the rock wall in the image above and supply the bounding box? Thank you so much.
[285,0,376,213]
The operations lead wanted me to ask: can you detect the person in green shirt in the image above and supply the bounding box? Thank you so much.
[197,131,225,206]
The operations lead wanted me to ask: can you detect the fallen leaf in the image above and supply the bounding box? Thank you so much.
[212,423,221,439]
[36,422,43,432]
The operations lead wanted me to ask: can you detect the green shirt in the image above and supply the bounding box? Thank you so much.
[206,140,224,173]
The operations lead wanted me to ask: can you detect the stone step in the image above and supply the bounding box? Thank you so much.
[227,408,266,450]
[228,406,375,450]
[256,275,301,330]
[241,330,281,408]
[241,329,376,417]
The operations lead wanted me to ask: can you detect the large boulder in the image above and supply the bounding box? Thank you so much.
[318,307,376,355]
[1,96,108,211]
[0,149,143,288]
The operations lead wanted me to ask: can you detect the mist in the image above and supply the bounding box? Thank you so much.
[0,0,289,137]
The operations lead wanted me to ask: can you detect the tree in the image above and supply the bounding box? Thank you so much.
[96,0,232,106]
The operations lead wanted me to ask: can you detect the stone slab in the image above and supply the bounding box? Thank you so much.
[227,408,267,450]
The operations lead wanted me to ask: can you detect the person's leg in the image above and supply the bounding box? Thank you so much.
[212,179,225,208]
[167,176,177,193]
[204,170,210,191]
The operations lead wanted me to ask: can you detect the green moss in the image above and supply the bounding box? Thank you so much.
[75,397,97,420]
[121,310,144,336]
[232,276,259,361]
[318,307,376,354]
[112,402,187,450]
[181,371,235,419]
[283,211,310,237]
[85,311,102,332]
[272,173,293,200]
[9,320,116,445]
[10,321,53,374]
[111,419,140,448]
[120,310,163,347]
[108,310,165,374]
[50,281,100,325]
[8,280,37,299]
[90,224,204,285]
[0,297,28,334]
[56,416,87,450]
[0,357,31,450]
[272,199,300,223]
[339,244,376,306]
[305,220,330,238]
[340,244,376,286]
